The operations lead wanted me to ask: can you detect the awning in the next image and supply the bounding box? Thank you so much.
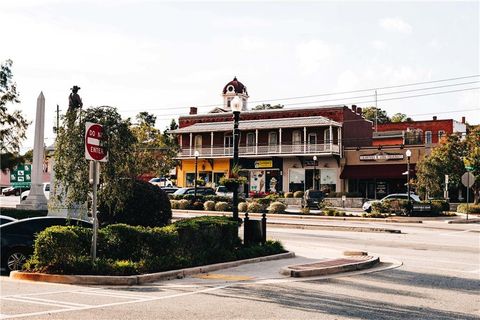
[340,164,416,179]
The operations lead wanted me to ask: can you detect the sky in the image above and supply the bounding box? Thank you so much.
[1,0,479,153]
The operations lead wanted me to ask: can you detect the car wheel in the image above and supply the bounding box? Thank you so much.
[14,190,20,196]
[364,207,371,213]
[6,248,28,271]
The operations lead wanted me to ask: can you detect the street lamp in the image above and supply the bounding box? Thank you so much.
[231,96,242,222]
[194,150,200,199]
[313,155,318,190]
[406,149,412,213]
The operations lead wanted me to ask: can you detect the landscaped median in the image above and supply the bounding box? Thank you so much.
[12,216,289,284]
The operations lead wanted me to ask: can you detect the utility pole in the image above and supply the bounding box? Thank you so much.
[54,104,61,134]
[375,90,378,132]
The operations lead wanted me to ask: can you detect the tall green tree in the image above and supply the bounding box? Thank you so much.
[391,112,412,123]
[416,134,466,199]
[463,125,480,204]
[159,119,180,177]
[362,106,390,124]
[0,59,30,160]
[131,112,163,178]
[54,106,137,210]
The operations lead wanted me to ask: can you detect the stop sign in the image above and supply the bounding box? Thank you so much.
[85,122,108,162]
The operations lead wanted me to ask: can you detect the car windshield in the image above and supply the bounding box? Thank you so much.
[307,191,324,198]
[173,188,187,195]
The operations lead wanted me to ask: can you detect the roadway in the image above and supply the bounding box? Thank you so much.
[1,215,479,319]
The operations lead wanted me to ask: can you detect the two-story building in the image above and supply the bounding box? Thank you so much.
[171,77,372,195]
[341,116,468,199]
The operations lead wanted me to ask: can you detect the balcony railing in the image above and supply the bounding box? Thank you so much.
[178,143,340,158]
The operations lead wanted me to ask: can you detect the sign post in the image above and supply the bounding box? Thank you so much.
[461,171,475,221]
[85,122,108,260]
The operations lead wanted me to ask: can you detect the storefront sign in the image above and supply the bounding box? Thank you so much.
[304,160,318,166]
[254,160,273,168]
[376,181,387,196]
[360,152,404,161]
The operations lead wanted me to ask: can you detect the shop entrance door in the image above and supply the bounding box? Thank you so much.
[359,181,376,199]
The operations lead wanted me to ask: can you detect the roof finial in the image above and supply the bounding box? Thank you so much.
[233,76,237,81]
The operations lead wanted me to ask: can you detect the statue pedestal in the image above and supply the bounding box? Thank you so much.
[16,183,48,211]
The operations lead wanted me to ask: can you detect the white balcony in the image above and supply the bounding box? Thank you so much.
[177,143,340,158]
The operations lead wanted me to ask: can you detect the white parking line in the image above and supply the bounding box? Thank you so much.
[14,296,91,308]
[439,229,480,236]
[2,297,73,309]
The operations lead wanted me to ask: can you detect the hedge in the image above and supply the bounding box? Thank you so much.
[268,201,287,214]
[457,203,480,214]
[326,192,362,198]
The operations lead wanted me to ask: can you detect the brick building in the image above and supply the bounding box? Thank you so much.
[171,78,372,195]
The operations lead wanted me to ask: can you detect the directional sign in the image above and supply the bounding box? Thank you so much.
[461,172,475,188]
[10,164,31,188]
[85,122,108,162]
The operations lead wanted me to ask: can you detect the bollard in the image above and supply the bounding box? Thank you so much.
[244,212,250,245]
[261,213,267,244]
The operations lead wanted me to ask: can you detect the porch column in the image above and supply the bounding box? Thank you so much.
[279,128,282,153]
[338,127,342,156]
[303,127,307,153]
[210,132,214,156]
[255,129,259,155]
[329,125,333,151]
[189,133,193,156]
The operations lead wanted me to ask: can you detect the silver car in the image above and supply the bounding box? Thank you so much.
[362,193,421,213]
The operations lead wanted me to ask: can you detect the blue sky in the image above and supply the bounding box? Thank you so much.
[0,1,478,152]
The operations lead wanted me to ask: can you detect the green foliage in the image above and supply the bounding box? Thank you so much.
[247,202,263,213]
[170,200,179,209]
[131,112,163,177]
[293,191,304,198]
[98,180,171,227]
[252,104,284,110]
[326,192,362,198]
[265,193,280,201]
[214,201,230,211]
[300,207,310,214]
[159,119,180,178]
[457,203,480,214]
[0,208,47,219]
[0,59,29,155]
[284,192,293,198]
[238,202,248,212]
[267,201,287,214]
[464,125,480,204]
[391,113,411,123]
[54,106,137,210]
[428,200,450,214]
[203,200,216,211]
[235,241,286,260]
[254,197,271,209]
[362,106,390,124]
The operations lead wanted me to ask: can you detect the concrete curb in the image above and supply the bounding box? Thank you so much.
[280,256,380,277]
[447,218,480,224]
[266,222,402,234]
[10,252,295,285]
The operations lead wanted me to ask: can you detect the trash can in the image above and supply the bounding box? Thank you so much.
[244,219,263,245]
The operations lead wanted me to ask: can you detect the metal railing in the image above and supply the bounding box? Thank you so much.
[178,143,340,158]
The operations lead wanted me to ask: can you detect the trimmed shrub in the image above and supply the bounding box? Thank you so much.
[98,179,171,227]
[457,203,480,214]
[265,194,280,202]
[178,199,190,210]
[268,201,287,214]
[247,202,263,213]
[215,201,230,212]
[255,198,271,209]
[204,195,232,203]
[203,200,216,211]
[300,207,310,215]
[326,192,362,198]
[170,200,180,209]
[238,202,248,212]
[284,192,294,198]
[191,201,204,210]
[293,191,304,198]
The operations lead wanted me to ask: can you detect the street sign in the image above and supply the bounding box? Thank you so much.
[10,164,31,188]
[465,166,474,171]
[461,172,475,188]
[85,122,108,162]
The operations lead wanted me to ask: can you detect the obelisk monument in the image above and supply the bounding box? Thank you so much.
[17,92,48,210]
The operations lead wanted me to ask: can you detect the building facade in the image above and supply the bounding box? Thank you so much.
[172,78,372,195]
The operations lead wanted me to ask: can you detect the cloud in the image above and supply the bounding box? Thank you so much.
[371,40,387,50]
[379,17,412,33]
[296,40,334,74]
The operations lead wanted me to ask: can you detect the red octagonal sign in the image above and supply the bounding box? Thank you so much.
[85,122,108,162]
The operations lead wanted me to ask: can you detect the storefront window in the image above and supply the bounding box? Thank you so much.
[289,168,305,192]
[250,170,266,193]
[320,168,336,193]
[186,173,195,187]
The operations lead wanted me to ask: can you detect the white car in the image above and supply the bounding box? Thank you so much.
[215,186,233,198]
[148,177,173,187]
[362,193,421,213]
[21,183,50,201]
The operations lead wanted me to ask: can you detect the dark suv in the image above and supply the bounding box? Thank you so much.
[304,190,325,209]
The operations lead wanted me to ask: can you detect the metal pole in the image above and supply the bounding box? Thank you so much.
[466,174,469,221]
[407,156,411,213]
[194,155,198,199]
[232,111,240,221]
[375,90,378,132]
[91,160,98,261]
[313,162,316,190]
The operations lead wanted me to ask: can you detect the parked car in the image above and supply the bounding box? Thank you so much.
[304,190,325,209]
[149,177,173,187]
[216,186,233,198]
[2,186,30,197]
[173,187,216,196]
[362,193,421,213]
[21,182,50,201]
[0,217,92,272]
[161,187,179,194]
[0,215,17,225]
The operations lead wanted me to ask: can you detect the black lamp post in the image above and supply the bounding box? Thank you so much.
[406,149,412,212]
[313,155,318,190]
[194,150,199,200]
[231,96,242,222]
